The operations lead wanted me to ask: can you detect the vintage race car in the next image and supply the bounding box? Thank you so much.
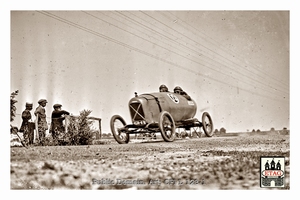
[110,92,213,144]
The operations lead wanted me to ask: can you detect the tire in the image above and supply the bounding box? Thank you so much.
[158,111,176,142]
[202,112,214,137]
[110,115,130,144]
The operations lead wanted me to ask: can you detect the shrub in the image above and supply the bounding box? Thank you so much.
[220,127,226,134]
[57,109,95,145]
[10,90,19,122]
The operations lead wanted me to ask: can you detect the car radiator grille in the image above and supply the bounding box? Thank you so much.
[129,102,145,121]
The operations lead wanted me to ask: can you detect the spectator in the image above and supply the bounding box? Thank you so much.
[34,99,48,145]
[50,104,70,141]
[19,102,34,145]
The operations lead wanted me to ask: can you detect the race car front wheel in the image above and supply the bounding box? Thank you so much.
[159,111,176,142]
[110,115,130,144]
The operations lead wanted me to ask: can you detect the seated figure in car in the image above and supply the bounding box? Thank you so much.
[173,86,192,100]
[159,84,169,92]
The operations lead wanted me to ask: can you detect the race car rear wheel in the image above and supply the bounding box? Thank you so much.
[110,115,130,144]
[158,111,176,142]
[202,112,214,137]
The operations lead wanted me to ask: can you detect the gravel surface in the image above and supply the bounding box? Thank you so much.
[10,133,290,190]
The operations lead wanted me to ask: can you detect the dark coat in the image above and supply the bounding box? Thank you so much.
[19,110,32,132]
[50,110,70,133]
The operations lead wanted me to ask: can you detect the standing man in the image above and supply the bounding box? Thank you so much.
[50,104,70,142]
[34,99,48,145]
[19,102,34,145]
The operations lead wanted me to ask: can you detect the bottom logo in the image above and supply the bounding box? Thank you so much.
[260,156,285,187]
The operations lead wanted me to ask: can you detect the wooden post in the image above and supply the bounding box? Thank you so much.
[98,118,102,139]
[34,114,39,143]
[88,117,102,139]
[64,115,70,133]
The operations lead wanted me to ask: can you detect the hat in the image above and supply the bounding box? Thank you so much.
[174,86,183,91]
[53,104,62,109]
[25,102,33,107]
[159,84,168,89]
[38,99,48,104]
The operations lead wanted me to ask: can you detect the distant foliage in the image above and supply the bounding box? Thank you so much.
[214,129,219,135]
[102,133,112,138]
[220,127,226,134]
[281,127,289,135]
[10,90,19,122]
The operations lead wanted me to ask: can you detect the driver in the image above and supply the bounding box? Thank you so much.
[159,84,169,92]
[173,86,192,100]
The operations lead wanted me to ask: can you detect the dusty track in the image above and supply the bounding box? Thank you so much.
[10,133,290,190]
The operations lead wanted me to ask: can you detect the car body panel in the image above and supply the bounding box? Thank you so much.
[128,92,197,125]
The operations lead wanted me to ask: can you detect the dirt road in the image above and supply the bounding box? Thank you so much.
[10,133,290,190]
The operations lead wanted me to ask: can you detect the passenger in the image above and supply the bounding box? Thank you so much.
[50,104,70,142]
[173,86,192,100]
[159,84,169,92]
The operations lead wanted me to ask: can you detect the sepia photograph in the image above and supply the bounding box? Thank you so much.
[4,0,298,195]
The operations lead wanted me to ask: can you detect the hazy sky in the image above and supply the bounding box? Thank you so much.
[10,10,289,133]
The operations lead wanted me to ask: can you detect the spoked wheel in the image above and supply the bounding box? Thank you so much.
[202,112,214,137]
[158,111,176,142]
[110,115,130,144]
